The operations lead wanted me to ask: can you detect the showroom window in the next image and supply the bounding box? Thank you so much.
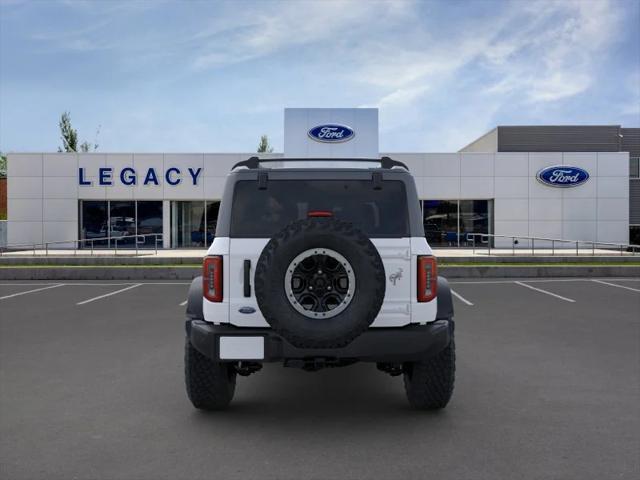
[629,157,639,179]
[79,200,163,248]
[171,201,220,248]
[79,201,109,247]
[630,226,640,245]
[421,200,493,247]
[137,202,163,248]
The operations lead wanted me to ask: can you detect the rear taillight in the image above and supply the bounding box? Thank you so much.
[203,256,223,302]
[417,256,437,302]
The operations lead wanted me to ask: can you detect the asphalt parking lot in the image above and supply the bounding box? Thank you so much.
[1,278,639,480]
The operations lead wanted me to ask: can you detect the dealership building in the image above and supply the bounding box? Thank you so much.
[5,108,640,249]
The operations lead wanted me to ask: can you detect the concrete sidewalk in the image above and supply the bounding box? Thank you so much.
[2,247,639,279]
[1,265,639,280]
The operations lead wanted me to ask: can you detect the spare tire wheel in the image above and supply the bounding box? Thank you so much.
[254,218,386,348]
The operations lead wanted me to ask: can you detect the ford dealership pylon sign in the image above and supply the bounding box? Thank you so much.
[536,165,589,188]
[308,124,355,143]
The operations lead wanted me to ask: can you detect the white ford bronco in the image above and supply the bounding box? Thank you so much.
[184,157,455,410]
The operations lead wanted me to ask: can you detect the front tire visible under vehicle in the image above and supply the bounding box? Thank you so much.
[184,337,237,410]
[403,327,455,410]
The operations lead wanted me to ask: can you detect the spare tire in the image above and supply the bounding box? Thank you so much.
[254,218,385,349]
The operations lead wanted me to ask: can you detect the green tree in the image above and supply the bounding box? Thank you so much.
[58,112,78,152]
[257,134,274,153]
[0,152,6,177]
[58,112,100,152]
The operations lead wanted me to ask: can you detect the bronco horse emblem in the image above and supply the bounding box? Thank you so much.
[389,268,403,286]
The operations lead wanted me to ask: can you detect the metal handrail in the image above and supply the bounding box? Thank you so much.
[465,233,640,256]
[0,233,163,256]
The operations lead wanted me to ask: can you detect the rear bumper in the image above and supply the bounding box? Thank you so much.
[186,320,453,363]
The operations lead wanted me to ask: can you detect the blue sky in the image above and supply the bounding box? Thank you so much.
[1,0,639,153]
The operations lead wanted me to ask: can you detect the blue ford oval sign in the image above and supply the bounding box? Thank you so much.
[536,165,590,188]
[308,124,355,143]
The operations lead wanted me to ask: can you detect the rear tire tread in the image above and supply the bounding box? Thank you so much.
[403,334,455,410]
[184,338,236,410]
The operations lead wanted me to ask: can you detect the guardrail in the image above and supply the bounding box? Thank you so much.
[465,233,640,256]
[0,233,163,256]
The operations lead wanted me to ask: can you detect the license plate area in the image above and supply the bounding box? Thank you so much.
[219,336,265,360]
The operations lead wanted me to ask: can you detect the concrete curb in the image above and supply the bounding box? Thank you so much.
[1,265,639,280]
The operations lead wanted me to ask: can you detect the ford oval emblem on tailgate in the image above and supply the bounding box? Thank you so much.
[308,124,355,143]
[536,165,589,188]
[238,306,256,314]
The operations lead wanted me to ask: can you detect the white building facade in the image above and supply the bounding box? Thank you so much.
[6,108,630,249]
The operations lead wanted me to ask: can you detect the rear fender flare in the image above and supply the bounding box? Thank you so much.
[436,276,454,320]
[186,276,204,320]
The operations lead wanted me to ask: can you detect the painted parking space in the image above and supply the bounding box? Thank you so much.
[591,279,640,292]
[1,277,638,480]
[0,282,192,339]
[1,279,638,310]
[76,284,143,305]
[513,281,576,302]
[0,283,59,298]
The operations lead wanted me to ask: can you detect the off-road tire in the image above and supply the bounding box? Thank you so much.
[184,337,236,410]
[403,330,455,410]
[254,217,385,349]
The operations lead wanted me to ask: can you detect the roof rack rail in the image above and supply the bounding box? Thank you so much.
[231,156,409,171]
[379,156,409,170]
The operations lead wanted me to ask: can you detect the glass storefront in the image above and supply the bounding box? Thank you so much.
[137,201,163,248]
[80,201,109,247]
[79,200,163,248]
[80,198,489,249]
[422,199,493,247]
[423,200,459,246]
[170,201,220,248]
[171,201,204,248]
[460,200,492,244]
[630,226,640,245]
[109,201,136,247]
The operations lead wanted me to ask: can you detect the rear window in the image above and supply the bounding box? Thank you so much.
[230,179,409,237]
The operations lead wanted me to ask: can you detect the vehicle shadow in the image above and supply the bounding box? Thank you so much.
[186,363,452,431]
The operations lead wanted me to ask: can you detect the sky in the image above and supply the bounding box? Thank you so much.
[0,0,639,153]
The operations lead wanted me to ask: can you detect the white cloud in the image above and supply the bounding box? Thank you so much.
[481,0,621,103]
[375,85,430,108]
[191,0,413,70]
[353,0,621,108]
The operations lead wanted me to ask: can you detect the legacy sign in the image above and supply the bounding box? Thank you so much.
[536,165,589,188]
[78,166,203,186]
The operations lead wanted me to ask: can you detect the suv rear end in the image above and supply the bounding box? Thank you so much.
[185,157,455,410]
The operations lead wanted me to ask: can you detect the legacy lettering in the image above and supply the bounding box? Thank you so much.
[78,167,203,187]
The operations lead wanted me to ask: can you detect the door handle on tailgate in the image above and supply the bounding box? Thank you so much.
[243,259,251,297]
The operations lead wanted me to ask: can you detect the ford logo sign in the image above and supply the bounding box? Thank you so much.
[238,306,256,314]
[536,165,589,188]
[308,124,355,143]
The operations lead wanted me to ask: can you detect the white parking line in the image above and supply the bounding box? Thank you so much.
[514,281,576,303]
[448,278,640,285]
[76,284,142,305]
[451,289,474,306]
[0,282,191,286]
[0,283,64,300]
[591,279,640,293]
[179,300,188,306]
